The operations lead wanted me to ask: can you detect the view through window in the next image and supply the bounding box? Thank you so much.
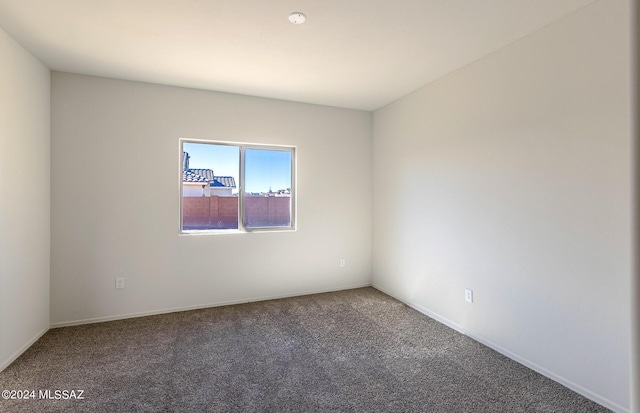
[181,140,295,232]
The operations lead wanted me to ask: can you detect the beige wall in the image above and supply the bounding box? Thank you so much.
[51,73,372,325]
[0,28,50,370]
[372,1,631,411]
[632,1,640,411]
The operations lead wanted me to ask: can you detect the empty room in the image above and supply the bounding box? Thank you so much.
[0,0,638,412]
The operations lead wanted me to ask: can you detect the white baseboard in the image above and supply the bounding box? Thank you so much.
[50,283,372,328]
[0,326,49,372]
[371,283,628,413]
[468,331,628,413]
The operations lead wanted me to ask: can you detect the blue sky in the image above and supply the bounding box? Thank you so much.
[183,142,292,193]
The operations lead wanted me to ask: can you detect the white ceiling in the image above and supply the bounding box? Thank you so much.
[0,0,596,111]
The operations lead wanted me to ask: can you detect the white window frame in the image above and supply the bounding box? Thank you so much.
[179,139,296,234]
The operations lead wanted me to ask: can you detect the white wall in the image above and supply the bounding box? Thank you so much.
[209,188,232,197]
[0,28,50,370]
[372,1,631,411]
[51,73,372,325]
[183,183,209,197]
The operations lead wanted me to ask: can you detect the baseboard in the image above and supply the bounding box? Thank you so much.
[0,326,49,372]
[50,282,372,328]
[371,283,628,413]
[467,332,628,413]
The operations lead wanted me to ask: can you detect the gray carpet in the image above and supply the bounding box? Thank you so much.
[0,287,610,412]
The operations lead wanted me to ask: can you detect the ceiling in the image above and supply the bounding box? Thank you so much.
[0,0,596,111]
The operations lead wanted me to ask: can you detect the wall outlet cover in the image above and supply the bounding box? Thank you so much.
[465,289,473,303]
[115,277,125,289]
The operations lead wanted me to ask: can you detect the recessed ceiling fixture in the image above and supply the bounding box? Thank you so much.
[288,12,306,24]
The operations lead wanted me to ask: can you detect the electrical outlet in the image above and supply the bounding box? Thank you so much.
[339,259,346,268]
[115,277,125,289]
[465,289,473,303]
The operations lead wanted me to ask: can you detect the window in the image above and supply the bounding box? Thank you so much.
[180,140,295,233]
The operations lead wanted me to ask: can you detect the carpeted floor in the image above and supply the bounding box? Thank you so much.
[0,287,610,412]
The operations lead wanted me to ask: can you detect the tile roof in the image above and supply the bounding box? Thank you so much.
[182,153,235,188]
[183,169,235,188]
[183,170,208,183]
[211,177,236,188]
[188,168,215,181]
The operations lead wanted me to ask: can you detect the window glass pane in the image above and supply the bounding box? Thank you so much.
[181,142,239,231]
[244,148,292,228]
